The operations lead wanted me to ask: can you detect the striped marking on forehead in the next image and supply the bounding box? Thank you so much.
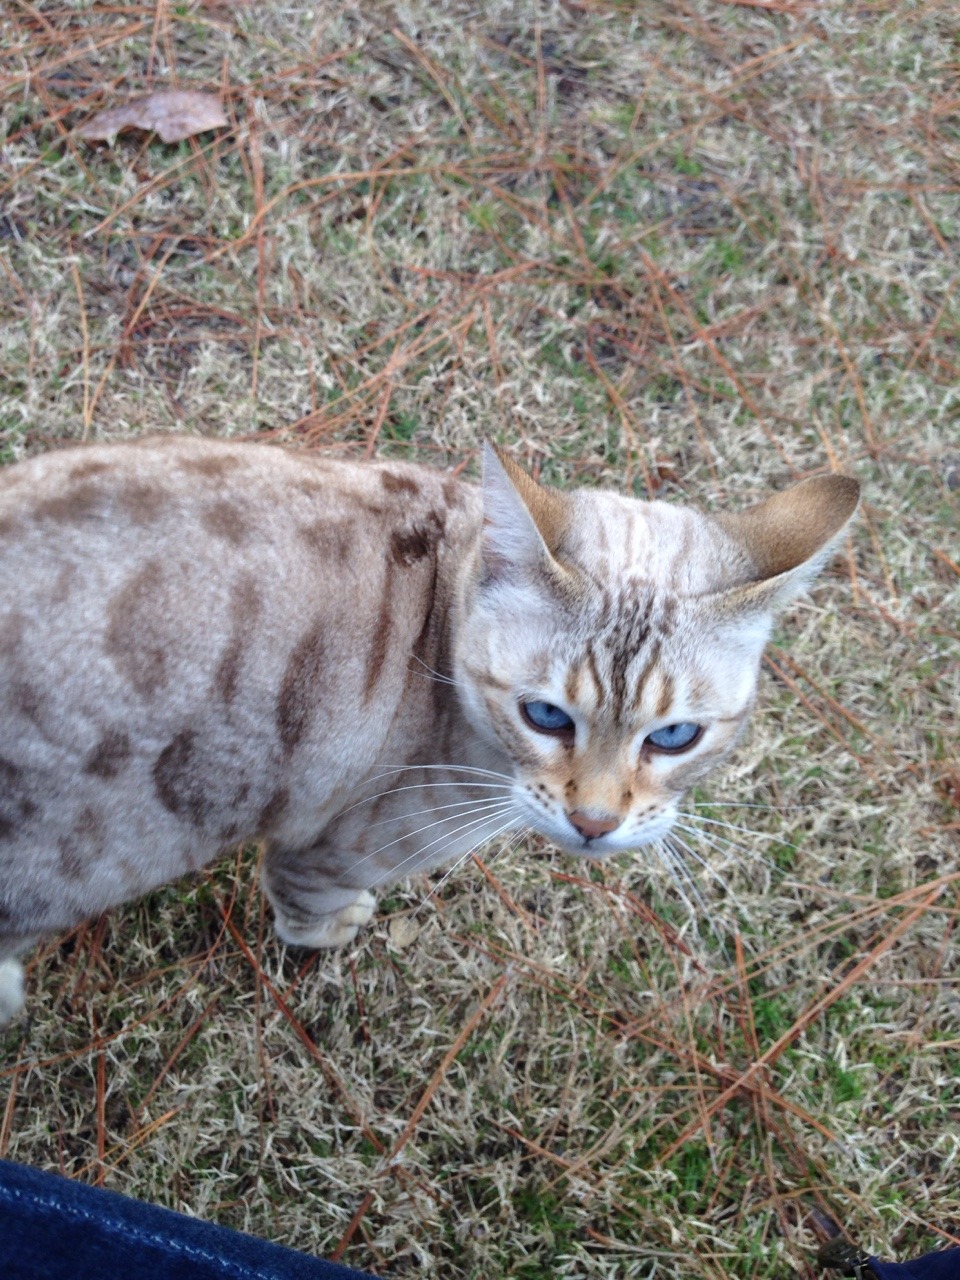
[574,496,716,596]
[565,585,680,724]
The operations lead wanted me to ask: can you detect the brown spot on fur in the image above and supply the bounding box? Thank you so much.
[118,481,165,524]
[0,891,49,932]
[0,758,37,840]
[57,807,104,880]
[442,478,463,508]
[0,611,25,660]
[71,459,111,481]
[0,516,16,537]
[51,564,76,605]
[117,859,141,891]
[257,787,289,835]
[153,730,210,827]
[364,561,394,701]
[214,645,246,706]
[202,501,249,544]
[84,730,131,779]
[106,560,169,698]
[276,621,327,753]
[659,594,678,636]
[391,511,445,567]
[180,453,243,478]
[34,482,103,524]
[299,519,353,563]
[406,551,446,712]
[13,682,42,725]
[214,576,261,706]
[0,759,22,788]
[381,471,421,496]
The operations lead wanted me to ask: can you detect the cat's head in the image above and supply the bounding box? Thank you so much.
[453,445,859,856]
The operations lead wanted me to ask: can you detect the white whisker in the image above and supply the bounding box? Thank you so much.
[409,654,462,688]
[366,795,516,831]
[682,812,800,850]
[674,820,781,877]
[412,817,523,917]
[370,805,518,889]
[335,779,512,818]
[366,763,514,782]
[651,839,700,920]
[350,801,516,875]
[687,800,819,812]
[665,836,736,961]
[663,838,714,921]
[669,832,737,900]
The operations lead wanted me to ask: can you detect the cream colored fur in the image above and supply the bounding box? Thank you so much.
[0,436,858,1021]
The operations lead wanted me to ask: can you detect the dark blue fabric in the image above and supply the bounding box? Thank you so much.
[0,1158,376,1280]
[869,1251,960,1279]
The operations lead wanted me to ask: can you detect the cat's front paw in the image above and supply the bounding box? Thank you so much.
[273,890,377,950]
[0,959,25,1026]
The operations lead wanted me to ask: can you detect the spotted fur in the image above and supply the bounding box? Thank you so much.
[0,436,858,1022]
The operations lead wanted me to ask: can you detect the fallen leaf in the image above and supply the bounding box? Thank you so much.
[388,916,421,950]
[77,91,227,145]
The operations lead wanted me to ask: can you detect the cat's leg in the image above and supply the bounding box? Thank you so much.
[0,959,25,1025]
[0,938,33,1025]
[262,844,376,950]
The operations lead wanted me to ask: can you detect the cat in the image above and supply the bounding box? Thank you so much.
[0,435,859,1024]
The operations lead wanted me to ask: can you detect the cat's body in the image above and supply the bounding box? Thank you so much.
[0,436,858,1023]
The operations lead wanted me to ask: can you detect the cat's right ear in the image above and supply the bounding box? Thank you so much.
[480,443,566,586]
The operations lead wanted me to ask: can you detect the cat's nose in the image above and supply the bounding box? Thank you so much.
[567,810,621,841]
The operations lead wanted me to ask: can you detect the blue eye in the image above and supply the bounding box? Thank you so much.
[521,701,575,736]
[646,722,702,752]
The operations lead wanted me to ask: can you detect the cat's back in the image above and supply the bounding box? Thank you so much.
[0,434,474,588]
[0,438,479,891]
[0,435,478,690]
[0,434,445,557]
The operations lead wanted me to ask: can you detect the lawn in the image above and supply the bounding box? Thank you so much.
[1,2,958,1276]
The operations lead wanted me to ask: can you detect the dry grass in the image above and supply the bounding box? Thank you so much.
[1,2,958,1276]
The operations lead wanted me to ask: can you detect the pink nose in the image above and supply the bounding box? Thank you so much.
[568,810,621,841]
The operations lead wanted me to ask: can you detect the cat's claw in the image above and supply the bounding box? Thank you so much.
[274,890,377,951]
[0,959,25,1026]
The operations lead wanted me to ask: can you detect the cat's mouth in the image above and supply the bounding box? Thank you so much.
[525,806,678,859]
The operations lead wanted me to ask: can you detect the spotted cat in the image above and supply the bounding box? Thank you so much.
[0,437,858,1022]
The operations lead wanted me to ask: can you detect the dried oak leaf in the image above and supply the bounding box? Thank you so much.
[77,90,227,145]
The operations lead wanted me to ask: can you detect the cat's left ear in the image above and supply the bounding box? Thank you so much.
[480,443,566,586]
[715,474,860,612]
